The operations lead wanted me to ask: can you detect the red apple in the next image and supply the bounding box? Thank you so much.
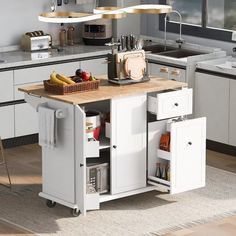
[82,71,90,81]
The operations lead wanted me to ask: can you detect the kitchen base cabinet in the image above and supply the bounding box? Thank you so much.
[149,62,186,82]
[14,103,38,137]
[81,58,107,76]
[22,78,206,216]
[229,80,236,146]
[0,106,15,139]
[195,72,229,144]
[0,71,14,103]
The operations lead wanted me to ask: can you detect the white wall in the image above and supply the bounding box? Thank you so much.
[115,0,141,37]
[0,0,108,48]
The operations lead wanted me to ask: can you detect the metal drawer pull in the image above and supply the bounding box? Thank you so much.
[113,145,117,149]
[171,69,180,76]
[80,163,84,167]
[174,103,179,107]
[160,67,169,73]
[188,142,192,146]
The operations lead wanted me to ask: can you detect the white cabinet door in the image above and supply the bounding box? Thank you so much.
[0,106,14,139]
[81,58,107,76]
[0,71,14,103]
[149,63,169,79]
[111,94,147,194]
[229,79,236,146]
[14,61,80,85]
[15,103,38,137]
[171,118,206,194]
[42,100,76,204]
[195,72,229,144]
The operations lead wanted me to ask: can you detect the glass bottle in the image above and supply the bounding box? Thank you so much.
[161,163,167,180]
[155,163,161,178]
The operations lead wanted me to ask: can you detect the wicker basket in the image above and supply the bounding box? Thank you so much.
[43,79,100,95]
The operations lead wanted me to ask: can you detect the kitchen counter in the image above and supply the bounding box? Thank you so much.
[19,76,186,105]
[196,56,236,78]
[0,45,110,70]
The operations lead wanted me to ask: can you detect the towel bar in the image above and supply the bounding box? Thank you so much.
[37,103,68,119]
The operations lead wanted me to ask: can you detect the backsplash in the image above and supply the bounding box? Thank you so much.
[0,0,109,48]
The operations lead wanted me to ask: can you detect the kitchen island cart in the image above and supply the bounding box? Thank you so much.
[20,76,206,216]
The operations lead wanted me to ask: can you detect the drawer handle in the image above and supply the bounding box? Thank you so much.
[160,67,169,73]
[80,163,84,167]
[188,142,192,146]
[113,145,117,149]
[174,103,179,107]
[171,69,180,76]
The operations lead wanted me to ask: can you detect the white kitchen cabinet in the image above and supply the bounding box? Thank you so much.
[0,71,14,103]
[14,103,38,137]
[81,58,107,76]
[195,72,229,144]
[229,79,236,146]
[14,61,81,85]
[111,94,147,194]
[148,118,206,194]
[22,79,205,216]
[149,63,169,79]
[14,82,41,100]
[0,106,14,139]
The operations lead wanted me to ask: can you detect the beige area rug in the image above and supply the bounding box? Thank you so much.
[0,166,236,236]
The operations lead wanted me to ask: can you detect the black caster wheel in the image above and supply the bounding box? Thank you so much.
[46,200,56,208]
[71,208,81,217]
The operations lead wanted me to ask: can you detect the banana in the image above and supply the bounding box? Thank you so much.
[50,71,67,86]
[56,73,75,84]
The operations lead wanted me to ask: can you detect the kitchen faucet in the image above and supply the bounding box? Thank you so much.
[164,10,184,49]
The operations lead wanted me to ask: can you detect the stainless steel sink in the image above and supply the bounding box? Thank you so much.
[157,49,206,58]
[142,44,177,53]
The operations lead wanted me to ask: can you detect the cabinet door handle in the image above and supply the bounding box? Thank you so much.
[188,142,192,146]
[80,163,84,167]
[174,103,179,107]
[171,69,180,76]
[160,67,169,73]
[113,145,117,149]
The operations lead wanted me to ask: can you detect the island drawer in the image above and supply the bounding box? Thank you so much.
[148,88,192,120]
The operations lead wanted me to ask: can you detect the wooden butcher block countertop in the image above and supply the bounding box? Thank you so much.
[19,76,187,105]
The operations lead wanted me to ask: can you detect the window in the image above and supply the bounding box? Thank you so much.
[159,0,235,42]
[169,0,202,26]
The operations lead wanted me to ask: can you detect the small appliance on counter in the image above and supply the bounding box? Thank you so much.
[82,19,112,46]
[106,36,150,85]
[21,30,52,51]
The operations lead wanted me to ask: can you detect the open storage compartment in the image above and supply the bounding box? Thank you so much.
[148,117,206,194]
[83,100,112,210]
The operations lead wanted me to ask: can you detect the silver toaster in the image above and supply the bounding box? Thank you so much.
[21,31,52,51]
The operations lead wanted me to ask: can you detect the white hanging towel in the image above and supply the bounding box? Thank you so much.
[38,106,57,149]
